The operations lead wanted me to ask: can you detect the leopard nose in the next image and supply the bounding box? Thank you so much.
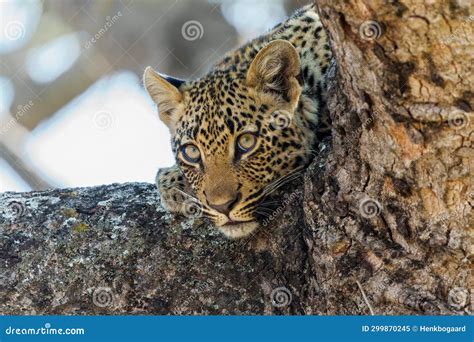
[206,193,241,216]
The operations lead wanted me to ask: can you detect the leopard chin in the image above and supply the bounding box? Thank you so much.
[216,221,259,239]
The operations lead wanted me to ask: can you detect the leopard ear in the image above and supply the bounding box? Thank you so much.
[144,66,184,131]
[246,40,301,106]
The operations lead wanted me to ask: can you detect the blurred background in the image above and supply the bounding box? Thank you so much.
[0,0,305,192]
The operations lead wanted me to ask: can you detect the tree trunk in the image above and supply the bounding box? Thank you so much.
[0,0,471,315]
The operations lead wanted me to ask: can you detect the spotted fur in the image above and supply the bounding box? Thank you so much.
[145,4,332,238]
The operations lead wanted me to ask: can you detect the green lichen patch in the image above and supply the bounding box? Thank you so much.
[72,222,90,233]
[62,208,78,218]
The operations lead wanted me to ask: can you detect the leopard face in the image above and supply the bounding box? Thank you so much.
[145,40,319,238]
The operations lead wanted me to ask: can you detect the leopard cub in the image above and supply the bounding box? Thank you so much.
[145,4,332,238]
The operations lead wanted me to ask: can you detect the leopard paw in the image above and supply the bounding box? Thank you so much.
[156,165,203,218]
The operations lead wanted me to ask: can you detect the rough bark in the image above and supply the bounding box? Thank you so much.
[0,0,472,315]
[0,181,312,314]
[307,0,472,315]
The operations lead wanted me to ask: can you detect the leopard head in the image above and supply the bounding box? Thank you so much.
[145,40,318,238]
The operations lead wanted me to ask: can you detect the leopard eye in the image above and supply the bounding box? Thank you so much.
[237,133,257,153]
[181,144,201,164]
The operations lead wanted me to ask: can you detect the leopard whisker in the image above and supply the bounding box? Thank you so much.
[254,210,272,218]
[279,147,320,160]
[263,168,304,196]
[257,198,282,205]
[255,206,275,213]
